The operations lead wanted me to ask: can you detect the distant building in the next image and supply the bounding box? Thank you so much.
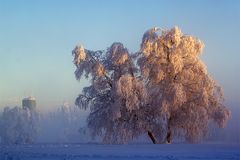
[22,96,36,110]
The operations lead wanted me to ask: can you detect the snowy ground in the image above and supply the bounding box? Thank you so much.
[0,143,239,160]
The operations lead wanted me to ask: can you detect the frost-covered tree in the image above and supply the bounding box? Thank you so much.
[0,106,39,144]
[138,27,231,143]
[72,26,231,144]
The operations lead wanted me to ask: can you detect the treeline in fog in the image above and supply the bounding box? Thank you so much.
[0,103,90,144]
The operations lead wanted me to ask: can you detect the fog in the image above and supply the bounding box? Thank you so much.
[206,106,240,144]
[36,104,91,143]
[37,105,239,144]
[0,105,239,144]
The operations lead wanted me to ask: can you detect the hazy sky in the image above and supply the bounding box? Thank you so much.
[0,0,239,111]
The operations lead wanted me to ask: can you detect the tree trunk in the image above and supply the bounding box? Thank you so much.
[166,130,172,144]
[165,117,172,144]
[147,131,157,144]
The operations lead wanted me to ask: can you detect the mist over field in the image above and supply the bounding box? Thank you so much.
[37,105,239,144]
[0,105,239,160]
[0,104,238,144]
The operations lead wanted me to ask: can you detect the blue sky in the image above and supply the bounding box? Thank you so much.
[0,0,239,111]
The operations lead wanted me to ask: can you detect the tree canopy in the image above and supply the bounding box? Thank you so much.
[72,26,231,144]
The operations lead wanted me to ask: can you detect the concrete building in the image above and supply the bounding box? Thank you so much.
[22,96,36,110]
